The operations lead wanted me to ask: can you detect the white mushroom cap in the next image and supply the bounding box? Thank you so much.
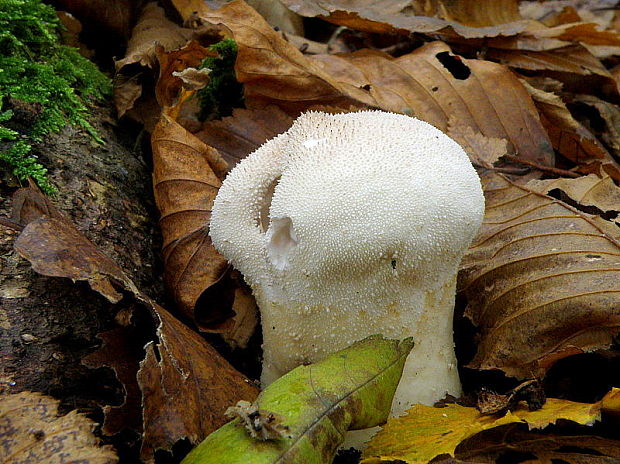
[209,111,484,441]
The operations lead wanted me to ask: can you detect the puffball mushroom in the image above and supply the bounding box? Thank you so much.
[210,110,484,421]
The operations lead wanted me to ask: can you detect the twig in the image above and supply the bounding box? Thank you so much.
[503,154,580,178]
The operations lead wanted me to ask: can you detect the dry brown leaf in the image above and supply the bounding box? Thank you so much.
[55,0,135,39]
[14,215,135,303]
[458,171,620,379]
[155,40,215,108]
[310,42,554,165]
[196,2,554,165]
[486,44,611,77]
[152,113,232,327]
[10,187,260,459]
[139,303,258,461]
[280,0,532,38]
[0,391,118,464]
[222,283,259,349]
[198,1,370,113]
[195,106,294,168]
[447,120,509,168]
[113,74,143,118]
[455,427,620,464]
[115,3,193,69]
[522,80,618,177]
[529,173,620,221]
[572,94,620,166]
[82,328,144,436]
[246,0,304,35]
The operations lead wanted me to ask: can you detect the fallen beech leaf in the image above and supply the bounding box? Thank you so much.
[310,42,554,165]
[182,336,414,464]
[197,1,554,165]
[114,74,143,118]
[362,388,620,464]
[529,173,620,221]
[487,44,611,77]
[10,187,259,459]
[222,283,259,349]
[572,94,620,176]
[139,303,259,461]
[447,121,509,168]
[455,427,620,464]
[195,106,294,168]
[199,1,369,113]
[245,0,304,35]
[14,215,134,303]
[115,3,193,69]
[279,0,532,38]
[522,80,618,176]
[458,171,620,378]
[0,391,118,464]
[82,328,144,435]
[152,113,231,327]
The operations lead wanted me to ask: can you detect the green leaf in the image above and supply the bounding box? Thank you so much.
[182,335,414,464]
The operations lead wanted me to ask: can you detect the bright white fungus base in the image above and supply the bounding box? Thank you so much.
[209,111,485,447]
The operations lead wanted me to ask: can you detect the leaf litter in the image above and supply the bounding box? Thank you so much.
[7,0,620,462]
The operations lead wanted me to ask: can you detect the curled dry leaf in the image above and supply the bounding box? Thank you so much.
[486,44,611,77]
[139,303,259,461]
[0,391,118,464]
[183,336,414,464]
[362,388,620,464]
[155,40,215,108]
[115,3,193,69]
[522,80,620,179]
[10,186,259,460]
[458,171,620,379]
[152,113,234,328]
[197,1,553,166]
[280,0,531,38]
[113,3,195,119]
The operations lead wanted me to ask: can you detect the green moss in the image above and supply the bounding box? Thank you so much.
[197,38,244,120]
[0,0,111,193]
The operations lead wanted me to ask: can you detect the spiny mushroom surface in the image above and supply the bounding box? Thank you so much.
[209,110,484,424]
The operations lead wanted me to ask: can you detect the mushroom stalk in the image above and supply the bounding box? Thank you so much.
[209,111,484,445]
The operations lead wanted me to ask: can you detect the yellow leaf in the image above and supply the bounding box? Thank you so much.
[362,389,620,464]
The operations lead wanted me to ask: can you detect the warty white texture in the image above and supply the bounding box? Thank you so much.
[209,110,485,445]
